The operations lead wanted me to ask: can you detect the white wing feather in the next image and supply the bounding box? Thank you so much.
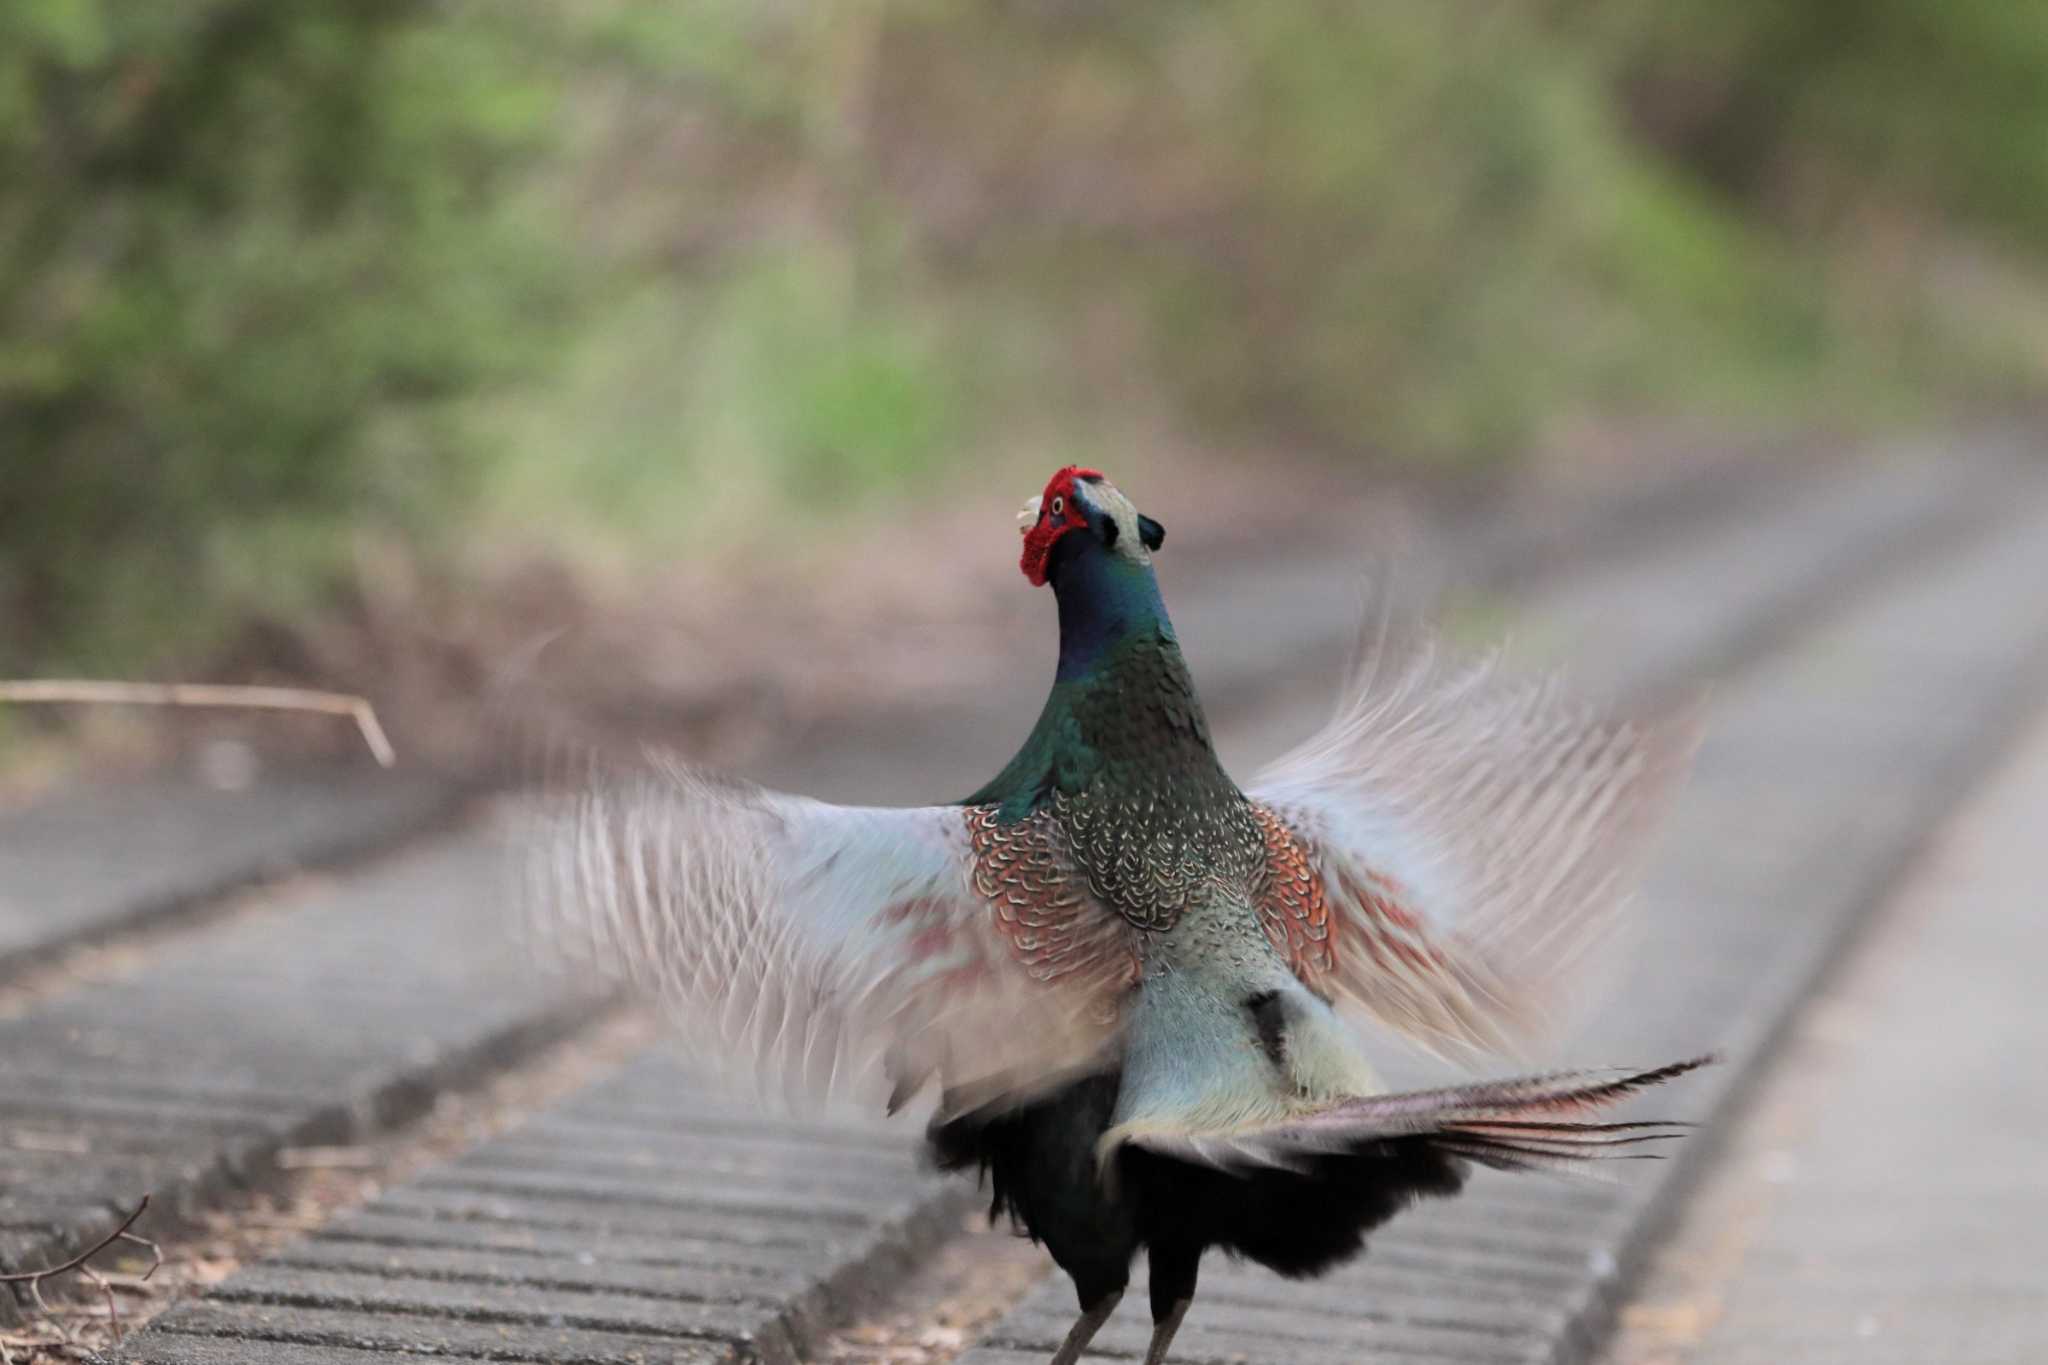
[526,753,1129,1113]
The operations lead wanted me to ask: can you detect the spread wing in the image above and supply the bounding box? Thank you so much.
[1247,629,1694,1059]
[526,752,1139,1114]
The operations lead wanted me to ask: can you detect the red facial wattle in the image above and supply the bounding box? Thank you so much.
[1020,466,1102,586]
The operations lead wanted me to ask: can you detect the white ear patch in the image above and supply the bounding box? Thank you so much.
[1083,480,1153,568]
[1016,477,1153,564]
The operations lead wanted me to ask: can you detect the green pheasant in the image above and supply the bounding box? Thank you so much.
[547,466,1707,1365]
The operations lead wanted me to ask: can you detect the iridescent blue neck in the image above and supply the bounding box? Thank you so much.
[1049,535,1173,681]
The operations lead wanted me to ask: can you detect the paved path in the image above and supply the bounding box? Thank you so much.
[0,835,597,1278]
[125,1054,965,1365]
[0,440,2041,1364]
[1599,706,2048,1365]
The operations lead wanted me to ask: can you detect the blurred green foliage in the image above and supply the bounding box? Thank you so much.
[1574,0,2048,248]
[3,0,2045,676]
[0,0,567,668]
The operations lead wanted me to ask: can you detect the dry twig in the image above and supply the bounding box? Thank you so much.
[0,1195,160,1358]
[0,681,395,767]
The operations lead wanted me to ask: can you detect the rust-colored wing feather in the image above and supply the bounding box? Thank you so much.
[1251,797,1515,1048]
[1249,800,1334,979]
[970,805,1143,1005]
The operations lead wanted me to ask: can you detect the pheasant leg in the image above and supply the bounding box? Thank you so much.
[1143,1243,1200,1365]
[1048,1287,1122,1365]
[1142,1297,1191,1365]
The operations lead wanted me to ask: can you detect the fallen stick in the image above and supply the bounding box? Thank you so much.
[0,1194,159,1349]
[0,681,396,768]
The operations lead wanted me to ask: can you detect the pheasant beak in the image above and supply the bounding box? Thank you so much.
[1017,494,1042,535]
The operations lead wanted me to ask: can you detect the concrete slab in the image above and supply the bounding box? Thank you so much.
[132,1301,733,1364]
[112,1049,971,1365]
[1600,707,2048,1365]
[0,832,598,1316]
[0,768,459,982]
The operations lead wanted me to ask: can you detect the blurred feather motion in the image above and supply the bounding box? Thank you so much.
[533,467,1710,1365]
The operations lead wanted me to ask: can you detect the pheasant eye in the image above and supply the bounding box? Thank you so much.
[1050,495,1064,517]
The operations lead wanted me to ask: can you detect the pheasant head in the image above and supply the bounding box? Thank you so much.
[1017,466,1167,587]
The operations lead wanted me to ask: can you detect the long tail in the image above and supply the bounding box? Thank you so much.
[1419,1057,1709,1174]
[1124,1055,1714,1175]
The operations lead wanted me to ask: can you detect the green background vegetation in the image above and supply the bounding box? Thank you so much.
[4,0,2045,676]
